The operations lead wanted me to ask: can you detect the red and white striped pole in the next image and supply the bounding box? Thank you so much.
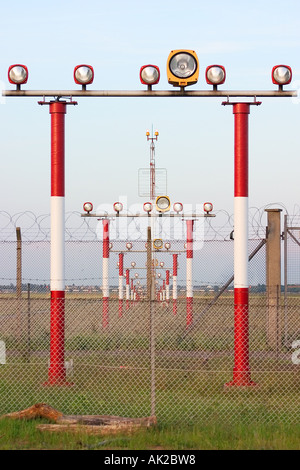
[118,253,124,317]
[186,220,194,328]
[166,269,170,303]
[47,101,67,385]
[172,254,178,315]
[125,268,130,310]
[102,219,109,328]
[224,101,260,387]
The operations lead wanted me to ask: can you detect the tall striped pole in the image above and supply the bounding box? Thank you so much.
[48,101,67,385]
[172,254,178,315]
[224,101,260,387]
[102,219,109,328]
[166,270,170,303]
[126,268,130,309]
[118,253,124,317]
[186,220,194,328]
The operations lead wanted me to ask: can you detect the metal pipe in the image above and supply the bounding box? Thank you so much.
[3,89,297,98]
[224,102,260,388]
[186,220,194,328]
[102,219,110,328]
[118,253,124,317]
[47,101,67,385]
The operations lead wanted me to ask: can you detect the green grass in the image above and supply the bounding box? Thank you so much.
[0,418,299,450]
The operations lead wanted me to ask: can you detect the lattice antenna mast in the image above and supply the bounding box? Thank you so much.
[146,128,159,202]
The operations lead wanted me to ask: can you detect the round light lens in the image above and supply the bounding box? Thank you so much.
[113,202,123,212]
[206,65,226,85]
[169,53,197,78]
[83,202,93,213]
[153,239,163,250]
[143,202,153,213]
[156,196,170,212]
[131,262,136,267]
[8,65,28,84]
[126,242,133,250]
[140,65,160,85]
[165,242,171,250]
[203,202,213,213]
[272,65,292,85]
[173,202,183,213]
[74,65,94,85]
[109,242,113,250]
[160,262,164,267]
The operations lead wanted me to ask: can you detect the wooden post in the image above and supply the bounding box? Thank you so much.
[265,209,282,351]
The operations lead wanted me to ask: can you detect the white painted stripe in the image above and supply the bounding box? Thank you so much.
[234,197,248,288]
[51,196,65,291]
[126,285,130,300]
[166,285,170,301]
[186,258,193,298]
[173,276,177,300]
[102,257,109,297]
[119,275,123,300]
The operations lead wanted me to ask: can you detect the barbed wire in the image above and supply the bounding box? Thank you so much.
[0,204,298,242]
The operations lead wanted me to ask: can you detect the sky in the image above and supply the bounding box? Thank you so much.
[0,0,300,226]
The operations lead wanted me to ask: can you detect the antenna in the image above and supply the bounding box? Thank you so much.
[146,127,159,201]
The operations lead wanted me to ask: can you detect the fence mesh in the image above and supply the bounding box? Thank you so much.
[0,210,299,426]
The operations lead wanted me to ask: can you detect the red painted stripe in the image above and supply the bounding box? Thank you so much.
[186,220,194,258]
[119,253,124,276]
[48,290,66,384]
[166,270,170,284]
[126,269,130,284]
[233,287,249,373]
[102,219,109,258]
[50,102,66,197]
[233,103,249,198]
[173,254,178,276]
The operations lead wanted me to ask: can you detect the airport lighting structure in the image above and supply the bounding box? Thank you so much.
[4,54,295,389]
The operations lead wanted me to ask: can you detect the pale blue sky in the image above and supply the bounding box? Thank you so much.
[0,0,300,219]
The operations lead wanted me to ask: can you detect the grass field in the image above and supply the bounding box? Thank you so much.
[0,418,299,450]
[0,295,300,451]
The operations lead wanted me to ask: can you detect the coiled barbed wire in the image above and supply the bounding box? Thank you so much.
[0,204,298,242]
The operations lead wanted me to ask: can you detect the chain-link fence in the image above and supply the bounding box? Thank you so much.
[0,210,299,426]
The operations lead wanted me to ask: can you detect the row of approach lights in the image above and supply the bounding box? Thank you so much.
[8,51,292,90]
[83,197,213,216]
[83,197,213,251]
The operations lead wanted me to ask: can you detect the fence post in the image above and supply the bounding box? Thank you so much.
[16,227,22,339]
[265,208,282,351]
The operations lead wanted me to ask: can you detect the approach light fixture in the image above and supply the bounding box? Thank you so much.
[160,262,164,267]
[8,64,28,89]
[205,65,226,89]
[272,65,292,89]
[83,202,93,214]
[109,242,113,251]
[74,65,94,88]
[156,196,171,213]
[167,50,199,88]
[153,238,163,250]
[143,202,153,213]
[126,242,133,250]
[165,242,171,250]
[173,202,183,213]
[203,202,213,214]
[113,202,123,214]
[131,262,136,268]
[140,65,160,88]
